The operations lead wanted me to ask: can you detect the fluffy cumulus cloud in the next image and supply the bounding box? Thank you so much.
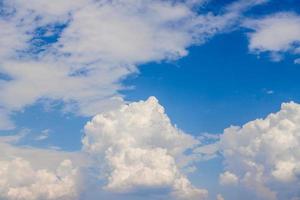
[0,134,82,200]
[0,0,267,129]
[82,97,207,199]
[218,102,300,200]
[0,0,285,199]
[0,158,77,200]
[245,12,300,62]
[0,96,210,199]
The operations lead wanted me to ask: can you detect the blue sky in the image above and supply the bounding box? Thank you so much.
[0,0,300,200]
[123,30,300,134]
[9,26,300,149]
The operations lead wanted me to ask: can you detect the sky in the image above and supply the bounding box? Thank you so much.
[0,0,300,200]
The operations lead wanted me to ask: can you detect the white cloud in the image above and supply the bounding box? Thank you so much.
[0,19,29,60]
[0,109,15,130]
[219,171,239,186]
[0,158,78,200]
[0,0,268,129]
[218,101,300,200]
[216,194,225,200]
[56,1,194,65]
[0,0,202,126]
[82,96,207,199]
[5,95,300,200]
[0,133,84,200]
[245,12,300,61]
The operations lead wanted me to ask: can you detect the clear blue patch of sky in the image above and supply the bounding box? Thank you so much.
[200,0,300,15]
[245,0,300,17]
[26,23,67,55]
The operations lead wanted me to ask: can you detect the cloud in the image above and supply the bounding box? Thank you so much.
[294,58,300,64]
[34,129,51,141]
[0,0,202,126]
[0,109,15,130]
[0,19,29,60]
[0,0,268,129]
[4,96,300,200]
[0,96,210,199]
[0,133,84,200]
[218,101,300,200]
[219,171,239,186]
[82,96,207,199]
[0,158,78,200]
[216,194,225,200]
[57,1,193,64]
[245,12,300,61]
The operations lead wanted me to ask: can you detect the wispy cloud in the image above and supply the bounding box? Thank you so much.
[34,129,51,141]
[244,12,300,62]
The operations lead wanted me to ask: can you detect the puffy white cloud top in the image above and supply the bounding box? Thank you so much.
[82,96,208,199]
[0,131,84,200]
[0,158,78,200]
[1,97,300,200]
[219,102,300,200]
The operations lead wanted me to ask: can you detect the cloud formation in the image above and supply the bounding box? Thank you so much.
[219,102,300,200]
[0,0,267,129]
[2,97,300,200]
[216,194,225,200]
[0,133,83,200]
[0,0,202,128]
[0,158,77,200]
[245,12,300,62]
[3,0,297,199]
[82,97,207,199]
[219,171,238,186]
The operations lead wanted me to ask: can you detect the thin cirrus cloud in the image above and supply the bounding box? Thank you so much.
[0,0,267,130]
